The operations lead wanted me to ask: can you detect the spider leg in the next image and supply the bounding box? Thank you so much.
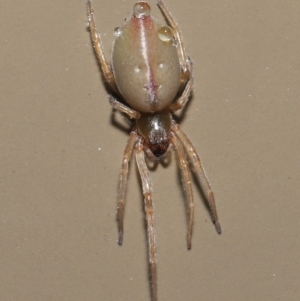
[87,0,116,89]
[135,141,157,301]
[173,124,222,234]
[109,95,140,120]
[157,0,194,112]
[169,59,194,113]
[171,132,194,249]
[117,131,138,245]
[157,0,191,82]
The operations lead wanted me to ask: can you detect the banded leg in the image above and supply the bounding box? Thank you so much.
[117,131,138,245]
[171,132,194,249]
[135,142,157,301]
[173,124,222,234]
[87,0,116,89]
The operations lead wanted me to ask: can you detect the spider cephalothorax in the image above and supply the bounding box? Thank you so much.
[136,110,172,159]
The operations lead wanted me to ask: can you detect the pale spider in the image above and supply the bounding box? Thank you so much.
[87,1,221,300]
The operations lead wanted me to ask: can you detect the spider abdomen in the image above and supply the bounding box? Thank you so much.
[112,2,181,113]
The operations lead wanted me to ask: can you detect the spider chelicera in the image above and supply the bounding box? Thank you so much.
[87,1,221,300]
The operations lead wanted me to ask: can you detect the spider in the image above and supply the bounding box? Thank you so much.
[87,1,221,300]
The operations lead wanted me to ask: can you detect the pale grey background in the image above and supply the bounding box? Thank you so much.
[1,1,299,300]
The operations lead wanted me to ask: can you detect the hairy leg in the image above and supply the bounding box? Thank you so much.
[109,95,140,120]
[135,141,157,301]
[169,59,194,112]
[171,132,195,249]
[87,0,116,89]
[157,0,190,73]
[117,131,138,245]
[173,124,222,234]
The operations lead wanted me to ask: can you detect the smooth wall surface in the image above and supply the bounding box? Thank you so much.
[1,1,299,300]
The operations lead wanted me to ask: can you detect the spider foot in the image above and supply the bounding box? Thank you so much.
[118,232,123,245]
[214,221,222,234]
